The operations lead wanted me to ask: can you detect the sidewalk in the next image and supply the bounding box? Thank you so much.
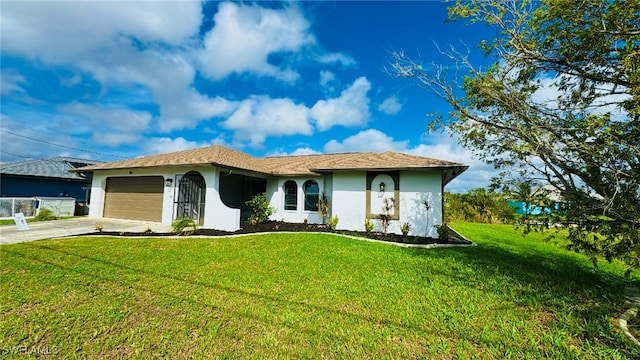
[0,217,173,245]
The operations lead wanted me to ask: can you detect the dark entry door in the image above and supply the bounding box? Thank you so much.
[175,172,206,226]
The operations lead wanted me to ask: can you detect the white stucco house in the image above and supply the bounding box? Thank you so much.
[75,145,467,237]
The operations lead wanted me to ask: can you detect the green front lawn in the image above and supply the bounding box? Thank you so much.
[1,223,638,358]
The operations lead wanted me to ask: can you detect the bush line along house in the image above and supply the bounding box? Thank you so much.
[74,145,468,237]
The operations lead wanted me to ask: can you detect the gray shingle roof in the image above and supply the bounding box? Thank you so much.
[0,157,102,180]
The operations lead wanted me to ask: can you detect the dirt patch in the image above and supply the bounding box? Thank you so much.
[90,221,472,246]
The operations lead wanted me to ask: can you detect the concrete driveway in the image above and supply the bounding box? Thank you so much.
[0,217,173,245]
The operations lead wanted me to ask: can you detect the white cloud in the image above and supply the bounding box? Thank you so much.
[61,102,151,132]
[267,147,321,157]
[1,0,371,148]
[0,1,201,63]
[290,147,321,156]
[317,53,356,67]
[378,96,402,115]
[93,133,141,147]
[61,74,82,88]
[81,46,238,132]
[406,137,495,193]
[319,70,336,89]
[0,115,87,160]
[221,96,313,148]
[60,102,153,146]
[220,77,374,148]
[311,76,372,131]
[199,2,314,82]
[0,69,27,95]
[1,2,231,134]
[158,92,238,132]
[142,137,209,156]
[324,129,408,153]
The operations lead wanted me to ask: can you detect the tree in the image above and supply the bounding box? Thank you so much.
[444,188,516,224]
[391,0,640,269]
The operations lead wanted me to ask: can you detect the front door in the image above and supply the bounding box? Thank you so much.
[175,171,206,226]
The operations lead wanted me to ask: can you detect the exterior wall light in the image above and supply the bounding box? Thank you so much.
[165,178,174,187]
[379,181,386,192]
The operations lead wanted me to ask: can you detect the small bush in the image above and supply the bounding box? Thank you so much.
[172,218,198,235]
[364,218,374,233]
[246,192,274,224]
[328,215,339,230]
[34,208,57,221]
[434,223,450,240]
[401,222,410,236]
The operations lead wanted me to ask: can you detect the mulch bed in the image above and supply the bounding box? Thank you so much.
[91,221,472,246]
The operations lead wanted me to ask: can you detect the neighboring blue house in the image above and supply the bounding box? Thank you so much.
[508,184,563,215]
[0,157,101,214]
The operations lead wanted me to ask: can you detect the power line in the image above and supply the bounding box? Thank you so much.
[1,129,125,159]
[0,150,36,160]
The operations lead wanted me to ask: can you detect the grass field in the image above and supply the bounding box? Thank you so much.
[0,216,79,226]
[1,222,638,358]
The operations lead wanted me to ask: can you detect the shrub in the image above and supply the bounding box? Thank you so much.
[328,215,339,230]
[401,222,410,236]
[172,218,198,235]
[245,192,274,224]
[434,223,450,240]
[34,208,57,221]
[364,217,374,233]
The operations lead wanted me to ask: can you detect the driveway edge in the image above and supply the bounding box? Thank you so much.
[619,287,640,346]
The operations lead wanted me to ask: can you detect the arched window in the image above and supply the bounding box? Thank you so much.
[303,180,319,211]
[284,180,297,211]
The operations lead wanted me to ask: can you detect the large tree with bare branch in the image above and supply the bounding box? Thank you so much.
[391,0,639,269]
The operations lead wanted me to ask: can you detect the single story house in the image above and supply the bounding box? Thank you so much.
[74,145,468,237]
[508,184,564,215]
[1,157,101,215]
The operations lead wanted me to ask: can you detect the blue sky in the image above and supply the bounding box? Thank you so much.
[1,1,497,192]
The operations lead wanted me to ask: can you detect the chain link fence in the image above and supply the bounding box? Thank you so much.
[0,198,38,218]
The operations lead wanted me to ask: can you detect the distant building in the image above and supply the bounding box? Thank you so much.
[0,157,102,214]
[508,184,563,215]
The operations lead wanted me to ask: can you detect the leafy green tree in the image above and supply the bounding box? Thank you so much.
[391,0,640,268]
[445,188,516,224]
